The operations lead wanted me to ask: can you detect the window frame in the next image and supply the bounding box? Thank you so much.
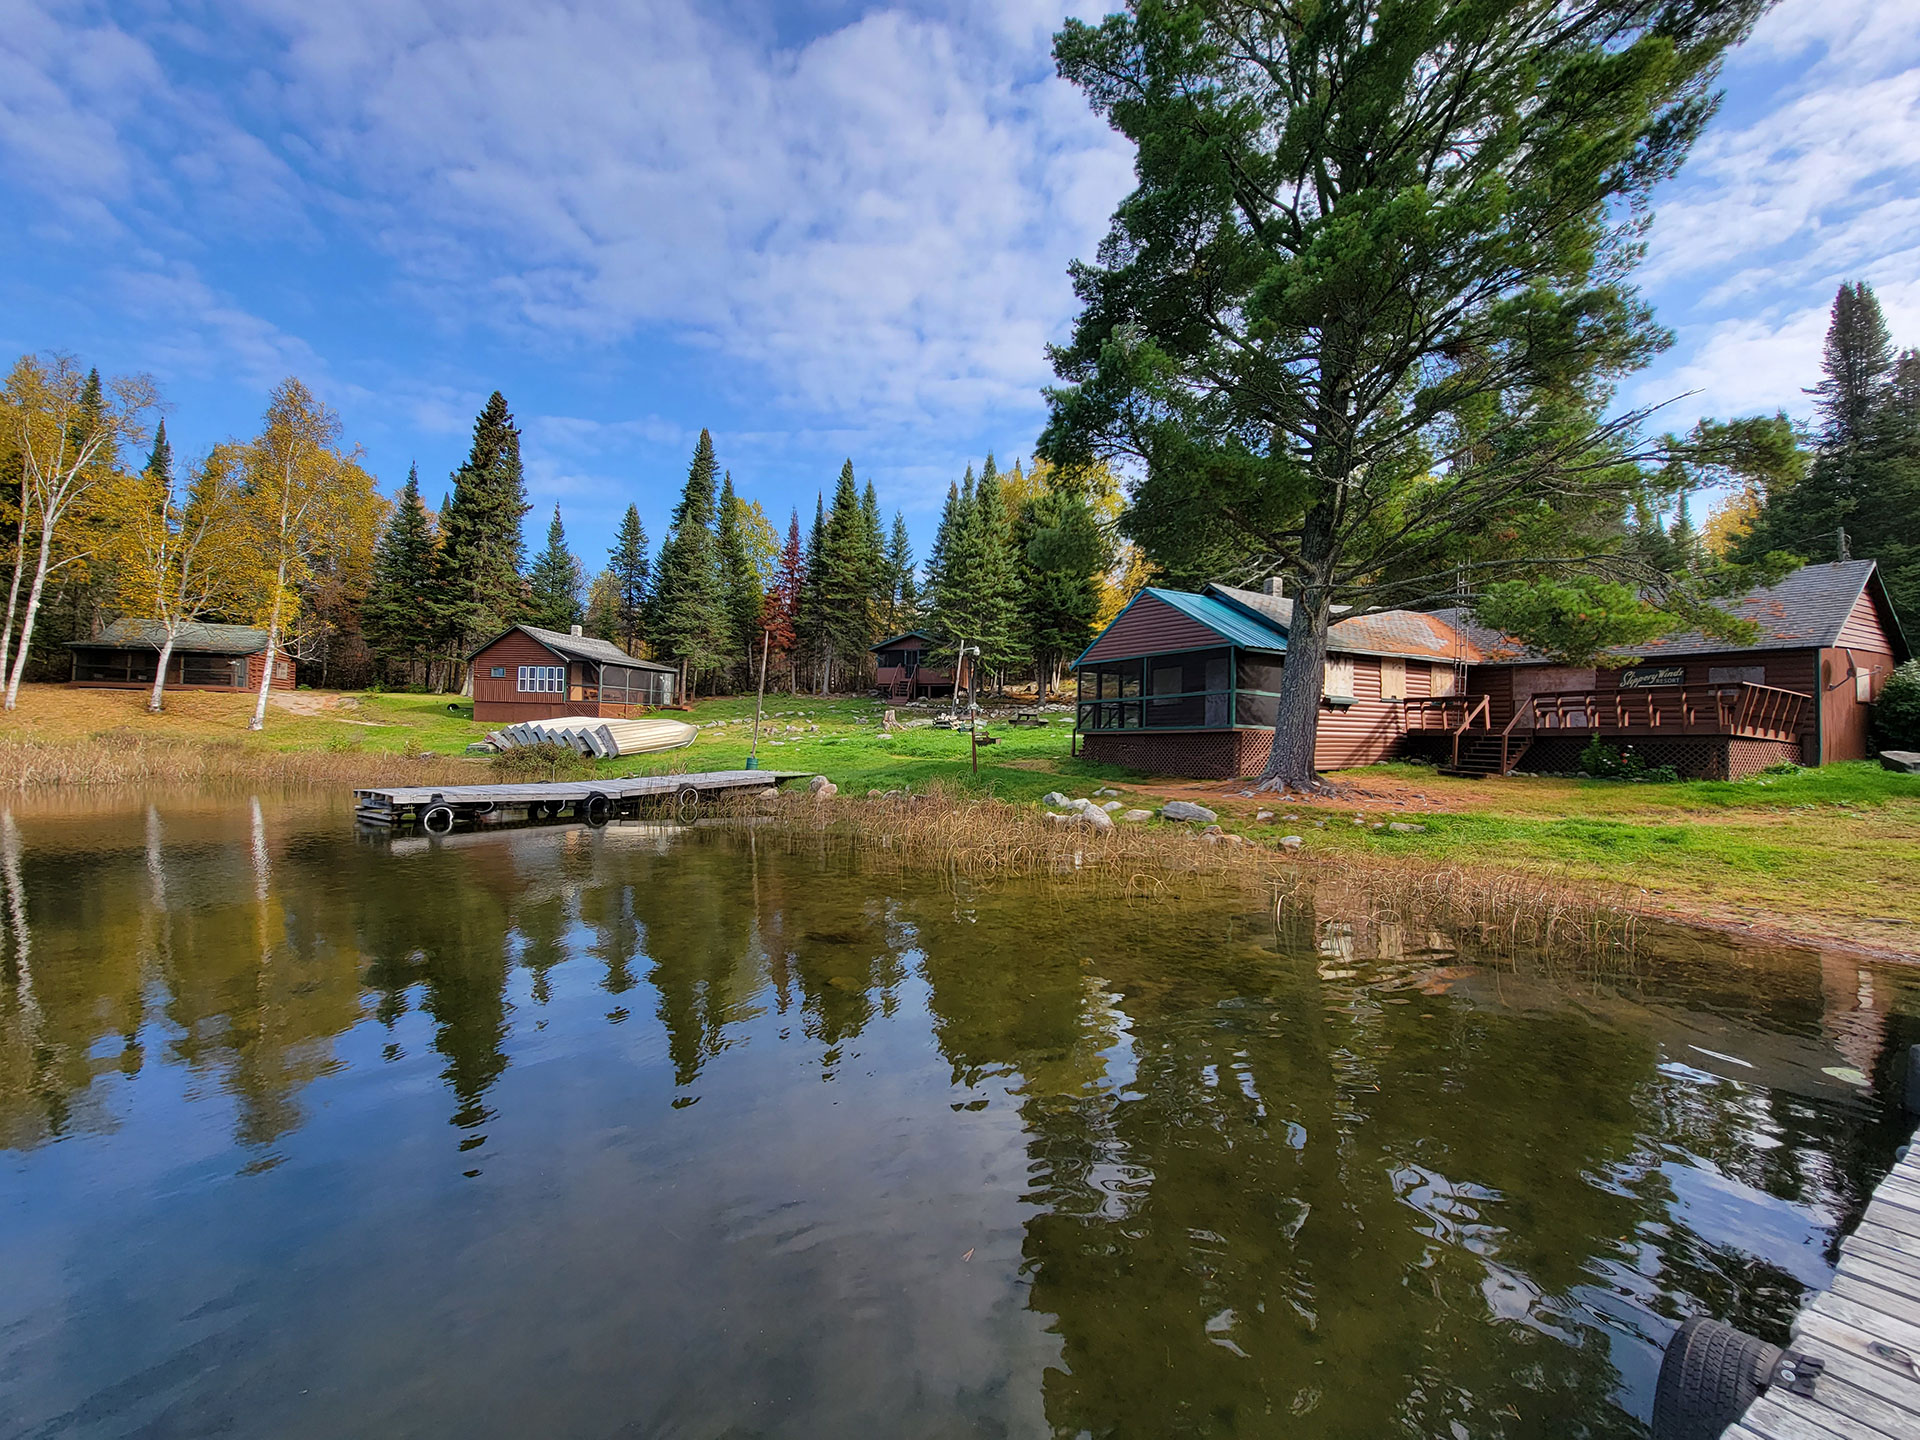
[516,664,565,694]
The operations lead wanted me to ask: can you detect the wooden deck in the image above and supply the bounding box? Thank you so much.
[1725,1123,1920,1440]
[353,770,813,829]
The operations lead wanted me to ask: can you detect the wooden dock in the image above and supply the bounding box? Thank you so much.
[1724,1123,1920,1440]
[354,770,813,831]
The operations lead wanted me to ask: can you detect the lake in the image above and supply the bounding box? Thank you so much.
[1,794,1915,1438]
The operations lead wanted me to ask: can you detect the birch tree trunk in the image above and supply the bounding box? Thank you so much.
[248,559,288,731]
[3,511,59,710]
[148,630,178,714]
[0,499,33,686]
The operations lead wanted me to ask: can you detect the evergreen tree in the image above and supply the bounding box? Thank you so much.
[1017,489,1108,699]
[363,464,439,684]
[606,504,650,654]
[1740,283,1920,615]
[650,429,727,692]
[769,509,804,690]
[144,418,172,484]
[860,478,886,619]
[583,569,621,642]
[526,504,584,631]
[815,460,875,691]
[799,493,828,692]
[969,458,1022,681]
[716,471,764,666]
[434,391,530,671]
[885,510,916,629]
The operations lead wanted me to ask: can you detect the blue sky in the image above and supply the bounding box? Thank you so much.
[2,0,1916,570]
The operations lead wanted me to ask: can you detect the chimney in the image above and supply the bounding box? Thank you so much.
[1263,576,1284,598]
[570,624,583,637]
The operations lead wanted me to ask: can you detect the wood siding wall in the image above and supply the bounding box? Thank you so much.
[245,651,296,692]
[472,632,576,722]
[1309,654,1441,769]
[1819,646,1898,763]
[1080,593,1233,663]
[1837,591,1896,653]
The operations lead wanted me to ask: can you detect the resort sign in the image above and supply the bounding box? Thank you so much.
[1618,666,1686,689]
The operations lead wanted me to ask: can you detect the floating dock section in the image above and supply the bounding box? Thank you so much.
[354,770,811,831]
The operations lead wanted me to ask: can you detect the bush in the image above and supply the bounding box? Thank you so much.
[1577,734,1679,782]
[1874,660,1920,751]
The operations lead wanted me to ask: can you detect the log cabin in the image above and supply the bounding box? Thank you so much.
[467,624,677,723]
[1071,561,1909,781]
[67,620,294,693]
[871,631,972,702]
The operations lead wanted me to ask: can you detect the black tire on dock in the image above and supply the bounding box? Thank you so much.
[675,786,700,822]
[582,792,610,826]
[422,805,456,835]
[1651,1317,1780,1440]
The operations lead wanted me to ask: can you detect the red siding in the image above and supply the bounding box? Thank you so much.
[1819,646,1897,763]
[1313,654,1411,769]
[1081,593,1232,663]
[245,651,296,691]
[472,631,580,722]
[1837,592,1895,653]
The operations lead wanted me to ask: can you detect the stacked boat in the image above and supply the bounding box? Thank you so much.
[478,715,699,759]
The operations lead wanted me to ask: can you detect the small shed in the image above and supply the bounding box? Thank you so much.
[871,630,969,701]
[468,624,677,722]
[67,620,292,693]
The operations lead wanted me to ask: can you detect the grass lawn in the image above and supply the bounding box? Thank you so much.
[9,684,1917,955]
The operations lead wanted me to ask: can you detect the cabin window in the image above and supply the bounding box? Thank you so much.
[1858,666,1874,702]
[1708,665,1765,686]
[182,654,243,687]
[1430,664,1457,698]
[1379,658,1406,701]
[1077,650,1230,731]
[517,665,564,694]
[1323,655,1356,703]
[1235,653,1284,694]
[490,666,506,679]
[274,660,291,681]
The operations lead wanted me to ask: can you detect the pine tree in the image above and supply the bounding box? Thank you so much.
[583,569,621,642]
[1741,282,1920,614]
[859,479,886,620]
[526,505,584,631]
[606,504,650,654]
[886,510,916,629]
[434,392,530,672]
[769,509,804,690]
[1017,488,1108,699]
[814,460,874,692]
[650,429,727,692]
[799,493,828,692]
[363,464,439,684]
[144,418,172,484]
[716,471,763,667]
[969,457,1021,681]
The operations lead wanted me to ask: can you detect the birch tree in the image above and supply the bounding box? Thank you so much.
[103,443,249,712]
[239,379,380,731]
[0,355,157,708]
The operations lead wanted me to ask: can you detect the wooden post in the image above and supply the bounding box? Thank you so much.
[748,628,770,769]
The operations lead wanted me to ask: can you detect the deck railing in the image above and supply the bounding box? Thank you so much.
[1520,682,1806,741]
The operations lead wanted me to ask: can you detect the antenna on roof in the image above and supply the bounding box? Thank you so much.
[1836,526,1851,562]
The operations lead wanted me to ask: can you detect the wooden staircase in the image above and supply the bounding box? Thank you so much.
[1441,732,1530,778]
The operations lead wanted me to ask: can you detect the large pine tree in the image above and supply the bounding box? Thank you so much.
[526,504,584,631]
[1017,487,1108,699]
[799,493,828,692]
[650,429,727,692]
[144,418,172,484]
[606,504,650,654]
[434,392,530,671]
[815,460,875,691]
[363,464,439,685]
[1739,282,1920,615]
[885,510,916,630]
[716,471,764,667]
[768,509,804,690]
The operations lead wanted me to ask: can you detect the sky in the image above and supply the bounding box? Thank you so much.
[2,0,1917,570]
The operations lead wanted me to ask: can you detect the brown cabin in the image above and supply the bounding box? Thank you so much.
[67,620,293,693]
[1072,561,1909,781]
[871,631,970,701]
[468,624,677,723]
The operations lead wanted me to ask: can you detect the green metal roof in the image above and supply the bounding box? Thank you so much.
[1071,587,1287,668]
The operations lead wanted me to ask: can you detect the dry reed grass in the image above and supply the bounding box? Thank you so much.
[0,733,480,791]
[741,783,1640,963]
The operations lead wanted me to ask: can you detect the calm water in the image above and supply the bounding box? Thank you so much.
[1,796,1916,1440]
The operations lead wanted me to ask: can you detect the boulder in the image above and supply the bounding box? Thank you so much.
[806,775,837,799]
[1255,810,1274,822]
[1102,801,1123,813]
[1162,801,1217,823]
[1387,822,1427,833]
[1121,809,1155,823]
[1042,791,1070,808]
[1881,750,1920,774]
[1279,835,1303,851]
[867,788,884,798]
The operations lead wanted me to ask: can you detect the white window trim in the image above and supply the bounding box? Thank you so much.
[517,664,565,694]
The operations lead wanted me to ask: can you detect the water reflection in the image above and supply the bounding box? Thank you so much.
[0,794,1914,1439]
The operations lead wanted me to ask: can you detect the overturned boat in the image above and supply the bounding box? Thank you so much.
[479,715,698,760]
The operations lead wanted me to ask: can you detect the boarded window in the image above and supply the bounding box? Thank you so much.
[1707,665,1765,686]
[1323,655,1355,700]
[1430,664,1457,698]
[1379,657,1406,701]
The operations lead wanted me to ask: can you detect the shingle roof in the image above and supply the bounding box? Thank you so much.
[1205,584,1473,660]
[470,624,678,671]
[870,630,935,652]
[1433,561,1903,664]
[69,620,268,654]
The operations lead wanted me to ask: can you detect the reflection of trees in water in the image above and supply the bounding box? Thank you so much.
[636,840,766,1086]
[909,887,1881,1438]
